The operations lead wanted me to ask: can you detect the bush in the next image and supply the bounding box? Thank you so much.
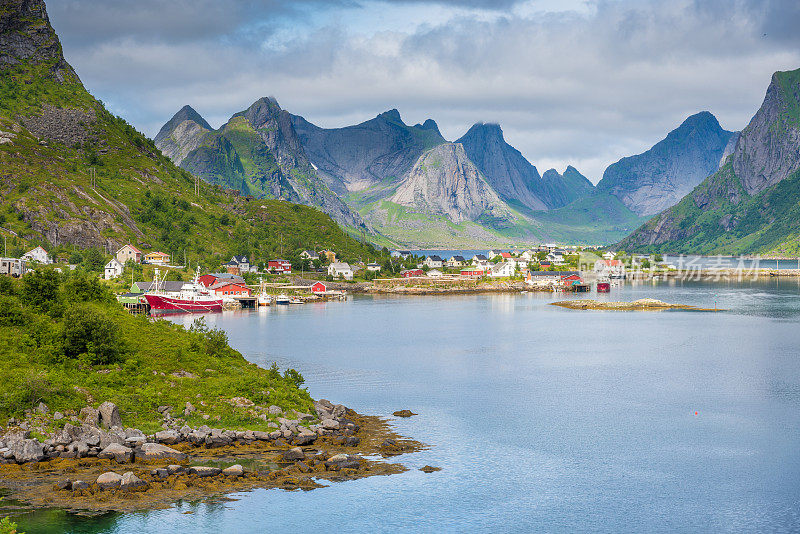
[61,304,125,365]
[0,295,28,327]
[0,516,22,534]
[20,269,60,312]
[62,271,113,303]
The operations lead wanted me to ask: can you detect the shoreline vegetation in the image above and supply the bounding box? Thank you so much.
[550,299,723,311]
[0,270,425,517]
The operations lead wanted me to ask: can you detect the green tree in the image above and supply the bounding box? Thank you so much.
[81,248,105,272]
[61,304,125,365]
[20,269,60,312]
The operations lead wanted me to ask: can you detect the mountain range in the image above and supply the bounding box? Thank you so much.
[618,68,800,255]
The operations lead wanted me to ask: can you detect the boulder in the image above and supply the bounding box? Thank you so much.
[167,464,184,475]
[98,427,126,450]
[137,443,187,461]
[55,479,72,490]
[53,412,64,420]
[184,402,195,416]
[79,407,100,427]
[325,454,360,470]
[222,464,243,477]
[73,441,89,458]
[268,405,283,415]
[321,419,340,430]
[98,402,122,429]
[151,468,169,479]
[268,430,282,440]
[71,480,89,490]
[98,443,133,463]
[96,471,123,488]
[187,466,222,477]
[283,447,305,461]
[314,399,334,418]
[155,430,181,445]
[11,439,46,463]
[35,402,49,414]
[253,431,271,441]
[120,472,147,490]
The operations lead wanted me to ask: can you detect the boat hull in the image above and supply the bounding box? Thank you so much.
[144,294,223,313]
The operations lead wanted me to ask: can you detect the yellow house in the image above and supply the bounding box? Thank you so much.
[144,251,171,266]
[321,250,337,263]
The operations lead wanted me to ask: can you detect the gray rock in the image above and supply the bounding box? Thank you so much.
[152,468,169,479]
[120,471,147,490]
[79,407,100,427]
[96,471,123,488]
[184,402,195,416]
[35,402,49,414]
[268,405,283,415]
[74,441,89,458]
[98,427,126,450]
[253,431,271,441]
[71,480,89,490]
[222,464,244,477]
[53,412,64,420]
[283,447,305,461]
[167,464,184,475]
[10,439,45,463]
[137,443,187,461]
[155,430,181,445]
[157,405,172,414]
[321,418,340,430]
[268,430,282,440]
[187,466,221,477]
[98,443,133,463]
[98,402,122,429]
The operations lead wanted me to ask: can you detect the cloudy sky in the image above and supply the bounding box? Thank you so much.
[49,0,800,182]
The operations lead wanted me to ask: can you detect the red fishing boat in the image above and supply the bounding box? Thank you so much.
[144,269,223,313]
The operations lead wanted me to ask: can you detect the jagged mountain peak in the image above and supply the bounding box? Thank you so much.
[414,119,443,138]
[242,96,284,129]
[377,108,404,123]
[462,122,504,141]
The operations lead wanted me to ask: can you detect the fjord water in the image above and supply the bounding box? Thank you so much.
[22,279,800,533]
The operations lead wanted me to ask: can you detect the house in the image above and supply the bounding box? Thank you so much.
[268,259,292,274]
[489,262,515,278]
[525,271,562,284]
[460,268,484,278]
[0,257,25,277]
[21,246,51,265]
[446,255,466,268]
[223,261,241,276]
[328,262,353,280]
[594,259,625,277]
[539,261,551,269]
[320,250,337,263]
[400,269,424,278]
[144,252,171,266]
[116,244,143,265]
[561,273,583,287]
[198,273,246,288]
[500,252,513,260]
[547,251,564,264]
[366,263,381,272]
[602,252,616,260]
[472,254,489,265]
[391,250,412,259]
[227,255,250,272]
[423,255,444,269]
[520,250,536,261]
[513,258,529,270]
[300,250,319,261]
[487,250,501,259]
[209,280,252,298]
[104,258,124,280]
[427,269,444,278]
[311,281,327,293]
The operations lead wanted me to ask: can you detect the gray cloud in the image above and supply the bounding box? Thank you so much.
[48,0,800,182]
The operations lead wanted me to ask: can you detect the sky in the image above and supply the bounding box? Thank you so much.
[48,0,800,183]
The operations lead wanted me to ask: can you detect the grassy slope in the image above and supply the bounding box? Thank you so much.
[0,58,382,265]
[0,272,312,434]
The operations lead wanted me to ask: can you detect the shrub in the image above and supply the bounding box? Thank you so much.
[62,271,113,303]
[20,268,60,311]
[61,304,125,365]
[0,295,28,327]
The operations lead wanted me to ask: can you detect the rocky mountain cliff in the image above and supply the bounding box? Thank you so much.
[596,112,734,216]
[290,109,446,195]
[156,99,365,229]
[389,143,515,224]
[540,166,595,209]
[618,68,800,254]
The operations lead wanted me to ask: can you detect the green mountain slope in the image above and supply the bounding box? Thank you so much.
[618,68,800,254]
[0,0,382,265]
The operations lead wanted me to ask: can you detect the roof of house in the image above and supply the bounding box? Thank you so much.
[330,262,351,270]
[473,254,488,261]
[450,255,466,262]
[209,281,250,290]
[117,244,143,254]
[598,259,622,266]
[302,250,319,256]
[500,252,512,258]
[203,272,245,282]
[269,259,290,263]
[367,262,380,266]
[427,255,443,261]
[230,255,249,264]
[105,259,122,267]
[146,251,170,258]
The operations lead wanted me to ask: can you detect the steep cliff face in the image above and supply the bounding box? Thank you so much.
[540,166,595,208]
[153,105,212,165]
[596,112,734,216]
[290,109,446,194]
[0,0,77,82]
[618,68,800,255]
[389,143,515,224]
[732,70,800,195]
[456,123,549,211]
[156,98,365,229]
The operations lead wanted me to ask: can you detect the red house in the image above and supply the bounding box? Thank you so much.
[311,281,327,293]
[268,259,292,274]
[460,269,485,277]
[209,281,252,297]
[400,269,424,278]
[500,252,513,259]
[198,273,245,288]
[561,274,583,287]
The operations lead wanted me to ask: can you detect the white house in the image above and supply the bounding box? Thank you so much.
[446,255,466,268]
[300,250,320,261]
[427,269,444,278]
[22,246,52,265]
[328,262,354,280]
[472,254,489,266]
[513,258,529,270]
[0,257,25,277]
[366,263,381,272]
[547,251,565,265]
[104,258,124,280]
[423,255,444,269]
[520,250,536,261]
[487,250,501,259]
[489,262,515,278]
[602,251,616,260]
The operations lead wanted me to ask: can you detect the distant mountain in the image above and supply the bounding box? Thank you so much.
[596,112,734,216]
[540,166,596,208]
[456,123,594,211]
[618,68,800,255]
[156,98,365,229]
[290,109,446,195]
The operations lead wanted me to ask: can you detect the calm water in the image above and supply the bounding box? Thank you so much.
[17,279,800,533]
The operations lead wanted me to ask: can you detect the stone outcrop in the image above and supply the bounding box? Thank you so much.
[390,143,517,225]
[153,105,213,164]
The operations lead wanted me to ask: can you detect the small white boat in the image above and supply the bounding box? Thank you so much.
[289,298,304,304]
[275,294,290,305]
[257,294,272,307]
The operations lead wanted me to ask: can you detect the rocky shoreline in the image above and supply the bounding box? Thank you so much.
[0,399,425,514]
[550,298,720,311]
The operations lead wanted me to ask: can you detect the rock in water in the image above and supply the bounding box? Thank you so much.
[392,410,417,418]
[98,402,122,428]
[96,471,123,489]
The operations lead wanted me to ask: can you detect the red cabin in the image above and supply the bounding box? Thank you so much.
[596,282,611,293]
[268,259,292,274]
[209,281,252,297]
[311,282,327,293]
[400,269,424,278]
[460,269,485,277]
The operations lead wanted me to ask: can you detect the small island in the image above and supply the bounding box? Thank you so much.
[550,298,721,311]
